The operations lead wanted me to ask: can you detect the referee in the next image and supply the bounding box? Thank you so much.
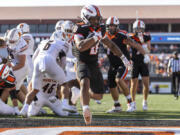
[167,51,180,98]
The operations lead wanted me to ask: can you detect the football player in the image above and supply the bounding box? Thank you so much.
[129,20,151,111]
[50,20,64,41]
[27,75,68,117]
[17,23,35,83]
[105,17,146,113]
[0,64,19,115]
[61,21,80,110]
[20,38,70,117]
[6,28,29,104]
[74,5,132,125]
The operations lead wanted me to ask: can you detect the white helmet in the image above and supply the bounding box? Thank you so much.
[55,20,64,31]
[106,16,119,26]
[6,28,20,45]
[61,21,74,41]
[81,4,102,25]
[0,64,10,79]
[133,20,145,30]
[17,23,30,33]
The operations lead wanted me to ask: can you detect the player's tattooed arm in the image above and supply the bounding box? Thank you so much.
[124,37,146,55]
[101,36,123,57]
[74,34,97,52]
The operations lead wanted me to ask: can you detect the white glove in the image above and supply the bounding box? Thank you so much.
[142,44,150,53]
[49,96,58,103]
[138,32,144,43]
[144,54,150,64]
[14,106,20,115]
[120,55,132,71]
[93,31,102,42]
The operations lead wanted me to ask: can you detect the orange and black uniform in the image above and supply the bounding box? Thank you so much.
[73,23,106,94]
[106,31,130,88]
[0,71,16,96]
[129,33,151,78]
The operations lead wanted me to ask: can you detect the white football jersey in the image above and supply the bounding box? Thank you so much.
[0,47,9,59]
[50,30,63,41]
[66,41,74,58]
[40,75,58,97]
[38,40,69,59]
[9,37,28,65]
[22,33,34,55]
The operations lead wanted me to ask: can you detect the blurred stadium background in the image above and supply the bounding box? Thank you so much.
[0,1,179,94]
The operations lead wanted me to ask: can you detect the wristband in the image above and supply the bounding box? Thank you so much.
[120,54,125,59]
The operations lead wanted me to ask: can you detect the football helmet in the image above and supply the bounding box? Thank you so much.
[0,64,10,79]
[133,20,145,33]
[106,16,119,34]
[81,4,102,26]
[17,23,30,33]
[6,28,21,46]
[61,20,74,41]
[55,20,64,31]
[106,16,119,26]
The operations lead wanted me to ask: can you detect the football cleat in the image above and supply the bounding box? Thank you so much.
[127,102,135,112]
[62,103,77,113]
[106,106,122,113]
[38,108,47,115]
[95,100,101,104]
[83,107,92,125]
[20,104,29,117]
[142,101,148,111]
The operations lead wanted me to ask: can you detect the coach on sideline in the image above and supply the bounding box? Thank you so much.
[167,51,180,98]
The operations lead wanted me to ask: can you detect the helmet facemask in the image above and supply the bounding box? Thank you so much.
[61,21,75,42]
[106,17,120,35]
[133,20,145,34]
[133,27,145,34]
[107,24,119,35]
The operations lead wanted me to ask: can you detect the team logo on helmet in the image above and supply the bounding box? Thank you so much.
[81,4,102,25]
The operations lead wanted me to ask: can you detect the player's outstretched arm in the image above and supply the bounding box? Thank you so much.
[101,36,123,57]
[74,33,100,52]
[124,37,146,55]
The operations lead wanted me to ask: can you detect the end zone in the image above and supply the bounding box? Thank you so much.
[0,126,179,135]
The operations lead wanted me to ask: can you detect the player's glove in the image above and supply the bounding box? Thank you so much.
[14,106,20,115]
[142,44,150,53]
[120,55,132,71]
[93,31,102,42]
[49,96,58,103]
[138,32,144,43]
[143,54,150,64]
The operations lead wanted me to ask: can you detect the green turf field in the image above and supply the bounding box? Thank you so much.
[87,94,180,120]
[4,94,180,120]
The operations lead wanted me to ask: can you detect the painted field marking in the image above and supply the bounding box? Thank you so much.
[0,126,180,135]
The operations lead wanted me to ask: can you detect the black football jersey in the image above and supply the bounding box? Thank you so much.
[73,23,106,64]
[107,31,130,67]
[129,33,151,63]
